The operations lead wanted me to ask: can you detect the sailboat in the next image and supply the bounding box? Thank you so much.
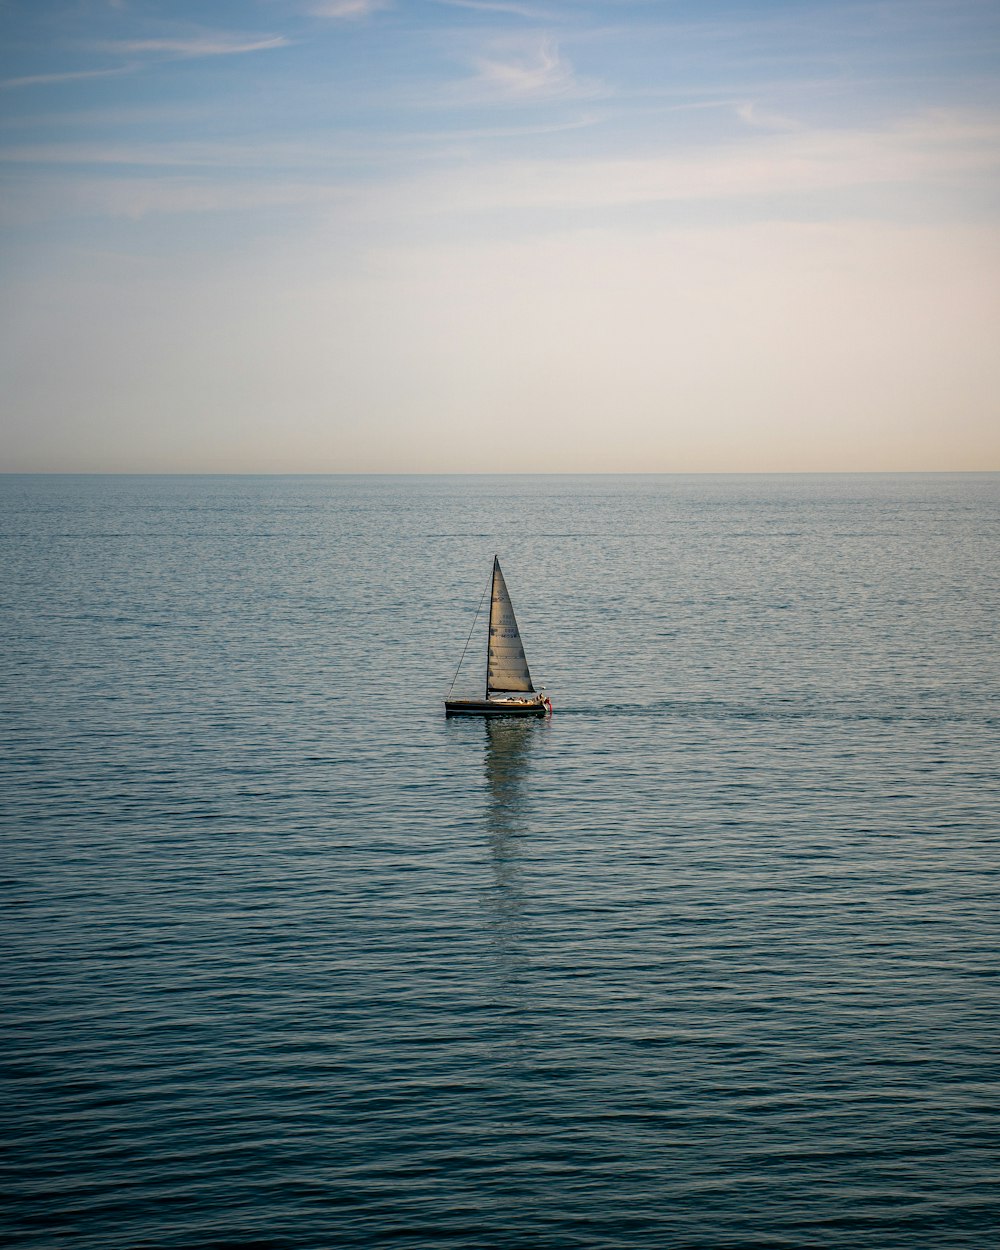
[445,557,552,717]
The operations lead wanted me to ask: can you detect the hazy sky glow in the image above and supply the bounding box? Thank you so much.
[1,0,998,471]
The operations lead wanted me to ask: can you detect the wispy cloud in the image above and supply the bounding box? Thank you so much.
[0,66,133,91]
[0,173,351,224]
[7,109,993,227]
[307,0,388,17]
[1,30,290,93]
[435,0,552,18]
[0,115,603,168]
[101,35,290,58]
[0,142,285,168]
[469,36,601,100]
[380,108,1000,218]
[735,101,801,132]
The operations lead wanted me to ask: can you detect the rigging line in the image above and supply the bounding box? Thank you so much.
[447,568,492,696]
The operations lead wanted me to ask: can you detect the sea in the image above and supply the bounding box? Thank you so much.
[2,472,998,1250]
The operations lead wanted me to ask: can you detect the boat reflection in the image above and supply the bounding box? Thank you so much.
[482,715,541,947]
[484,714,539,839]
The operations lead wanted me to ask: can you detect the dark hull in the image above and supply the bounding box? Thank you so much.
[445,697,547,717]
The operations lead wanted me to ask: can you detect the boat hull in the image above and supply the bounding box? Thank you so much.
[445,696,547,717]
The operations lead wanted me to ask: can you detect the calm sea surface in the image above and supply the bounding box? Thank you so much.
[2,473,998,1249]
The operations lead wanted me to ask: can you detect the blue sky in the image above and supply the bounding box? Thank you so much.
[2,0,998,471]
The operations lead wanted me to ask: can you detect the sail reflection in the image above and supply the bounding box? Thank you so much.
[482,716,541,956]
[484,714,539,841]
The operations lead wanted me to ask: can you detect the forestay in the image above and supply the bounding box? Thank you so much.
[487,558,534,693]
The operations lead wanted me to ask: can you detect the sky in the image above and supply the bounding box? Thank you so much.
[1,0,998,473]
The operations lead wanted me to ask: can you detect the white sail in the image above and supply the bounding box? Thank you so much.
[487,557,534,693]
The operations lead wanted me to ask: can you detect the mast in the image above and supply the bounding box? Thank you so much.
[485,556,498,699]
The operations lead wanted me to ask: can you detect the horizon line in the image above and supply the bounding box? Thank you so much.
[2,469,998,478]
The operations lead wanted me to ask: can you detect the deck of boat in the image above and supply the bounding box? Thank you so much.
[445,696,547,717]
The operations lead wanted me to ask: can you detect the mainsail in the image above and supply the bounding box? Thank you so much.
[487,557,534,693]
